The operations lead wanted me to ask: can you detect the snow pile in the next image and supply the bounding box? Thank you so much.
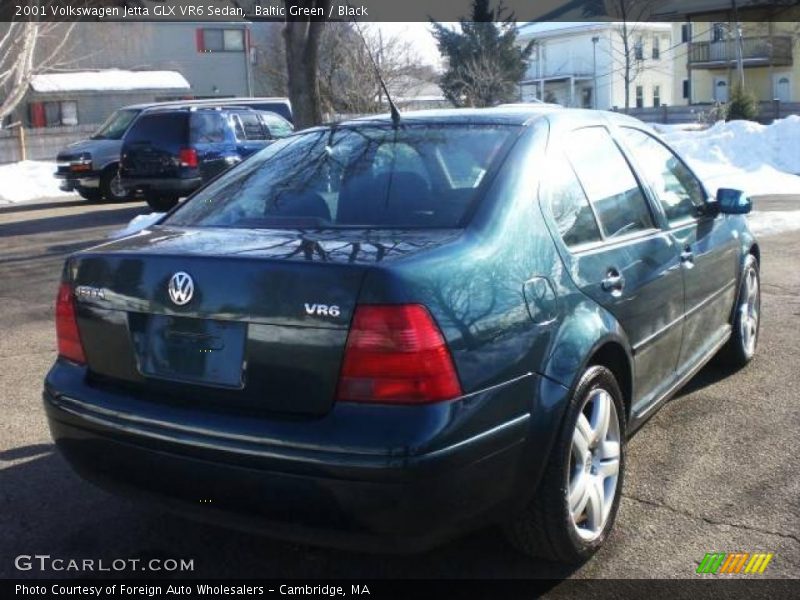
[108,212,165,239]
[30,70,190,93]
[747,210,800,237]
[0,161,75,204]
[661,116,800,197]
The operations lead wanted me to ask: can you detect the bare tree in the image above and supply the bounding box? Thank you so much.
[448,53,517,108]
[605,0,656,110]
[0,21,76,121]
[255,22,428,119]
[318,23,427,116]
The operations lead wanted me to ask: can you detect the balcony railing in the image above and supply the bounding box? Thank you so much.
[689,35,793,67]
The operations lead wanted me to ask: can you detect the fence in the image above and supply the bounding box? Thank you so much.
[620,100,800,125]
[0,124,99,165]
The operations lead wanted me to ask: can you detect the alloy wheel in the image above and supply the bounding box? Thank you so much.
[740,267,760,357]
[109,174,127,199]
[568,387,621,541]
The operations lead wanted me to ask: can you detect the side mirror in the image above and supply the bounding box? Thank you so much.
[717,188,752,215]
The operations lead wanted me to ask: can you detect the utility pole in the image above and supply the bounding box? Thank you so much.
[731,0,746,87]
[592,35,600,109]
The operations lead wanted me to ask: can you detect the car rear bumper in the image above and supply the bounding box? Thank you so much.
[43,362,566,551]
[120,177,202,195]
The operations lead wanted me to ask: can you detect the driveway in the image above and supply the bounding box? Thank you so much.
[1,196,798,580]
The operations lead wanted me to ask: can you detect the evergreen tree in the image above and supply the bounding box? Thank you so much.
[725,83,759,121]
[431,0,533,107]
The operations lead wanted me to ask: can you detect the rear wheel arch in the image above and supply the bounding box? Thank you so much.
[588,341,632,421]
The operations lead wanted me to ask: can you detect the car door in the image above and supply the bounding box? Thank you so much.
[231,112,271,157]
[618,127,739,371]
[190,111,239,181]
[547,125,685,411]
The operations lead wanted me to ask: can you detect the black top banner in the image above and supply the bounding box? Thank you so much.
[3,0,800,22]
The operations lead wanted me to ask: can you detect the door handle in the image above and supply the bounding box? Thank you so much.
[680,247,695,265]
[601,269,625,293]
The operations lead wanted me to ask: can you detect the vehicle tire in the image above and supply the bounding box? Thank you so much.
[99,167,128,202]
[719,254,760,368]
[504,365,626,563]
[145,194,179,212]
[77,187,103,202]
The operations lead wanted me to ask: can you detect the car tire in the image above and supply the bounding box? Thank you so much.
[99,167,128,202]
[146,194,179,212]
[504,365,626,563]
[719,254,760,368]
[77,187,103,202]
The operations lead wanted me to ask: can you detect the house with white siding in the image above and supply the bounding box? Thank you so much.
[517,21,675,111]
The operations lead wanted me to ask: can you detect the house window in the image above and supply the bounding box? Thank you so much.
[712,23,726,42]
[197,28,245,52]
[681,23,692,43]
[682,79,691,100]
[653,85,661,107]
[636,85,644,108]
[634,36,644,60]
[652,36,660,59]
[28,100,78,128]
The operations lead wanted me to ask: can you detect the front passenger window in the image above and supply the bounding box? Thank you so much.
[620,127,707,224]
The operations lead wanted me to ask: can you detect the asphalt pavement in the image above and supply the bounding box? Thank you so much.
[1,195,798,581]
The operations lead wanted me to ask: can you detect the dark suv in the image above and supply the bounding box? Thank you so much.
[119,106,293,211]
[45,107,759,563]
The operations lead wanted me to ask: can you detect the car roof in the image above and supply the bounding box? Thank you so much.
[119,97,292,111]
[338,105,561,127]
[335,105,646,130]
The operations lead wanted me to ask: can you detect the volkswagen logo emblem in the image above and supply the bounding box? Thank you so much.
[168,271,194,306]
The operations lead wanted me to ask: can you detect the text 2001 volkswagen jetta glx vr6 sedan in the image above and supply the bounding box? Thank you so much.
[45,106,760,563]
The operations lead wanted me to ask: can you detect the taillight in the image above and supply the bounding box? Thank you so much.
[336,304,462,405]
[55,282,86,364]
[178,147,198,168]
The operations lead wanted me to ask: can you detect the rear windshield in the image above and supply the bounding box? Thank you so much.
[164,123,517,229]
[92,109,139,140]
[125,112,188,144]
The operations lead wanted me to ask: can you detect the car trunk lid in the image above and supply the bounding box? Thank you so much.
[69,226,459,416]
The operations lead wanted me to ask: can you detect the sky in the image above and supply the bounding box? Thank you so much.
[373,22,445,70]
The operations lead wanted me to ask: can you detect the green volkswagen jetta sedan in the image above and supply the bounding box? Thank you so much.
[44,106,760,563]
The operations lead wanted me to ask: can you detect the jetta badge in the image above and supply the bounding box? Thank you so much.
[168,272,194,306]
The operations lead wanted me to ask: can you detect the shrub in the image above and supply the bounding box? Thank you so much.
[725,84,759,121]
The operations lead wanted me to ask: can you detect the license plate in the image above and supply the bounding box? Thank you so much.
[131,315,246,388]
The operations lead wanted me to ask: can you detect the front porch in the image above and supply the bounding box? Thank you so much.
[519,74,595,108]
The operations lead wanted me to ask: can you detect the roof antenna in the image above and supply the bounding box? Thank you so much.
[351,19,401,129]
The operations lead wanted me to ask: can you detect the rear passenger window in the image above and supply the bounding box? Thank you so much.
[543,155,602,249]
[619,127,707,224]
[566,127,654,239]
[235,113,268,141]
[190,113,226,143]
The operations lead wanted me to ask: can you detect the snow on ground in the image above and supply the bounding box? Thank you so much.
[747,210,800,237]
[660,116,800,197]
[0,161,75,204]
[108,212,165,239]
